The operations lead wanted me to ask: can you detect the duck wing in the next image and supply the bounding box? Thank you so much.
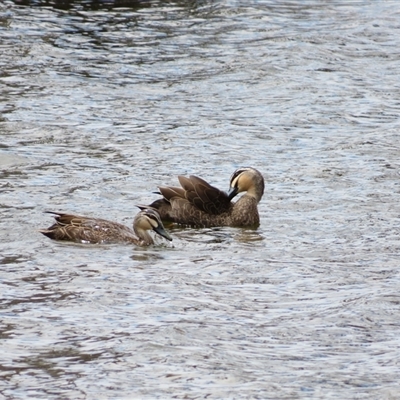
[49,212,88,226]
[177,175,230,215]
[40,212,135,243]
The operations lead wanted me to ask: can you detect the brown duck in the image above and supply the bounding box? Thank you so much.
[145,167,264,227]
[40,208,172,245]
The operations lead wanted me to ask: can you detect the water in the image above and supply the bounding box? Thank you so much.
[1,0,400,398]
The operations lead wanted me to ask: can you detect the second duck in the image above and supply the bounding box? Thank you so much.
[40,208,172,245]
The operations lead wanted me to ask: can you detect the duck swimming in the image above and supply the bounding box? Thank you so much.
[145,167,264,228]
[40,208,172,245]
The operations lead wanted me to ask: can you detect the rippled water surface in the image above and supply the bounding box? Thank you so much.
[1,0,400,398]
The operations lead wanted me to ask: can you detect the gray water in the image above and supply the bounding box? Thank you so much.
[1,0,400,398]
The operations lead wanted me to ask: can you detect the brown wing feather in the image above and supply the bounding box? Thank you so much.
[149,174,231,222]
[177,176,196,193]
[158,186,186,202]
[40,212,136,243]
[52,213,87,227]
[178,175,230,215]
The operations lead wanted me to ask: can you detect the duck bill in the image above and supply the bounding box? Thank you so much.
[227,186,238,201]
[154,226,173,241]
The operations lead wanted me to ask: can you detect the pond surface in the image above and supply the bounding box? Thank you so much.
[1,0,400,398]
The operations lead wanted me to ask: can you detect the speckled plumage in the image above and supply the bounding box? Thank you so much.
[39,209,172,245]
[146,167,264,228]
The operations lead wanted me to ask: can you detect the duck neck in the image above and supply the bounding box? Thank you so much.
[134,227,154,245]
[232,195,260,227]
[246,186,263,203]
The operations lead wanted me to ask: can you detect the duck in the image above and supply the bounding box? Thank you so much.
[39,208,172,245]
[144,167,264,228]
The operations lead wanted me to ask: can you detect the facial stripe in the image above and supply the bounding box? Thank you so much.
[230,168,250,187]
[143,214,157,229]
